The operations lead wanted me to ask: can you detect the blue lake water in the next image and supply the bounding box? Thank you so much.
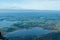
[4,27,51,38]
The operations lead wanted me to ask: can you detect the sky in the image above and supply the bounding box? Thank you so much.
[0,0,60,10]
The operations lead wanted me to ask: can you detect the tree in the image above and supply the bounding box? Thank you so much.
[0,32,8,40]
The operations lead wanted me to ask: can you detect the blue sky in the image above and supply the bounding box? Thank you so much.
[0,0,60,10]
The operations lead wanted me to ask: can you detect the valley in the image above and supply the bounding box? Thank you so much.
[0,11,60,40]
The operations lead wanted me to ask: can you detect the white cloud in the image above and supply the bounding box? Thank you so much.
[0,0,60,10]
[19,1,60,10]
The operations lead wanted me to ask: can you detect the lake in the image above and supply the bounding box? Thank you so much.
[4,27,51,38]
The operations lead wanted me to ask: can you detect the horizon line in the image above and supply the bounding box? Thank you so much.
[0,9,60,11]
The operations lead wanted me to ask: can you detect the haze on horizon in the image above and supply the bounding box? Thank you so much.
[0,0,60,10]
